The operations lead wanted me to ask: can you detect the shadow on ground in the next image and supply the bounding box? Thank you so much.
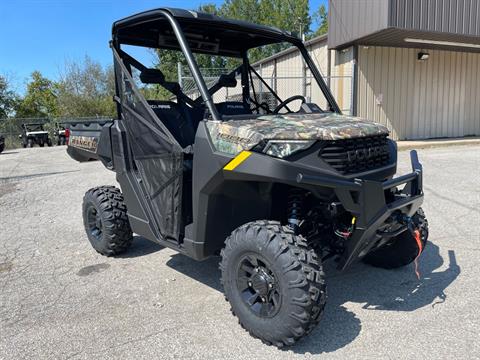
[118,236,165,258]
[0,151,19,155]
[165,240,460,354]
[0,170,79,181]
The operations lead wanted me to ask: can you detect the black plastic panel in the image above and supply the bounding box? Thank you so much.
[319,135,390,175]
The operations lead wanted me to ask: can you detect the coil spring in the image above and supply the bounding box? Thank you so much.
[287,188,304,231]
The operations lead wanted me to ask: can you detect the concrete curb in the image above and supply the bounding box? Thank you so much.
[397,137,480,151]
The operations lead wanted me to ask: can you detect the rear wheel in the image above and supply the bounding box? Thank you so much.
[47,139,52,147]
[363,208,428,269]
[220,221,326,347]
[82,186,133,256]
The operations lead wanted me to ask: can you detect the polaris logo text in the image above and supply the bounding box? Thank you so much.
[347,145,389,162]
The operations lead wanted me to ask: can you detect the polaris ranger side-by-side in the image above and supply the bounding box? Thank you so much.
[54,124,68,146]
[20,123,53,148]
[67,8,428,347]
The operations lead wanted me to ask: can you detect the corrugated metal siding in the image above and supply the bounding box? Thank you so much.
[253,39,354,114]
[255,40,333,109]
[357,46,480,139]
[330,47,354,114]
[328,0,390,49]
[390,0,480,36]
[330,0,480,49]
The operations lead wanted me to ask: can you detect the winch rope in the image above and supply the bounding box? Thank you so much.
[413,229,423,280]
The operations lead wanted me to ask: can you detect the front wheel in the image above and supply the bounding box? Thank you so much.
[220,221,326,347]
[27,139,34,148]
[363,208,429,269]
[82,186,133,256]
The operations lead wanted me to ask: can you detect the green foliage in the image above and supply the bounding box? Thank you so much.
[0,75,18,118]
[15,71,58,118]
[153,0,313,95]
[0,117,27,149]
[56,56,116,118]
[312,4,328,37]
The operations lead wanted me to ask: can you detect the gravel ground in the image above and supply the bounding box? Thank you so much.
[0,145,479,359]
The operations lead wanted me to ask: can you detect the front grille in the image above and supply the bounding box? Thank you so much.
[319,135,390,174]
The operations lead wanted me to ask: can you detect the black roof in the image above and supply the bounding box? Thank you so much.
[112,7,301,57]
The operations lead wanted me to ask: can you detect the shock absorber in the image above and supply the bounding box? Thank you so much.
[287,188,304,232]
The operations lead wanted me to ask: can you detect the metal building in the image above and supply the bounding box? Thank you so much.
[252,0,480,140]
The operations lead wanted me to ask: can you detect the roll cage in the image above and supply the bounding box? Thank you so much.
[111,7,340,125]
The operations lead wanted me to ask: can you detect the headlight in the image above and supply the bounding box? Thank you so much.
[262,140,315,158]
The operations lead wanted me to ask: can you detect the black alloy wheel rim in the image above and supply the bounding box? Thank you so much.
[237,254,281,318]
[86,205,103,242]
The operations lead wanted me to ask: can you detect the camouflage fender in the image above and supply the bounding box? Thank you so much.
[206,113,389,155]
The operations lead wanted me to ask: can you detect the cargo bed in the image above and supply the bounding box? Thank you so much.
[66,119,114,169]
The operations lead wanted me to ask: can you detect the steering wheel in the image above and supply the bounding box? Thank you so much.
[252,101,271,114]
[273,95,306,114]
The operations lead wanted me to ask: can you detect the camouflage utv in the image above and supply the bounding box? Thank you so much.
[67,8,428,347]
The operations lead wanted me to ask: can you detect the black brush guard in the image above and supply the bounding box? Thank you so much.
[297,150,423,270]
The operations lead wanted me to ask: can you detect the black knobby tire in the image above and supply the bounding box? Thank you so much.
[82,186,133,256]
[47,139,53,147]
[220,220,326,347]
[27,139,34,148]
[0,144,4,154]
[363,208,429,269]
[39,142,45,147]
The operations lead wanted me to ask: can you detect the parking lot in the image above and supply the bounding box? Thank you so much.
[0,145,479,359]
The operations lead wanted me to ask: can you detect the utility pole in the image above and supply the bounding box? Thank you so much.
[297,17,305,42]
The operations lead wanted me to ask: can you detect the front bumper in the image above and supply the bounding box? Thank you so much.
[297,150,424,270]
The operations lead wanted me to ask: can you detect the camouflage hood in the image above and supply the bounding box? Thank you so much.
[206,113,389,155]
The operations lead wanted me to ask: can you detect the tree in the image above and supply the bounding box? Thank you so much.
[56,56,116,118]
[0,75,18,118]
[15,71,58,118]
[220,0,311,61]
[312,4,328,37]
[152,0,312,97]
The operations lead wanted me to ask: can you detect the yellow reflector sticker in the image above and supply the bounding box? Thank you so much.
[223,151,252,171]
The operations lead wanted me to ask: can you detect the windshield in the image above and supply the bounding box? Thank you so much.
[120,39,335,119]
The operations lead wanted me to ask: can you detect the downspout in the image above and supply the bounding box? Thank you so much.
[327,49,331,88]
[302,52,307,99]
[352,45,358,116]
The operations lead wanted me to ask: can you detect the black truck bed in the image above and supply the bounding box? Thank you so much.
[66,119,114,168]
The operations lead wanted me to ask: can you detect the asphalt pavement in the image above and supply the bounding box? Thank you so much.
[0,145,479,359]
